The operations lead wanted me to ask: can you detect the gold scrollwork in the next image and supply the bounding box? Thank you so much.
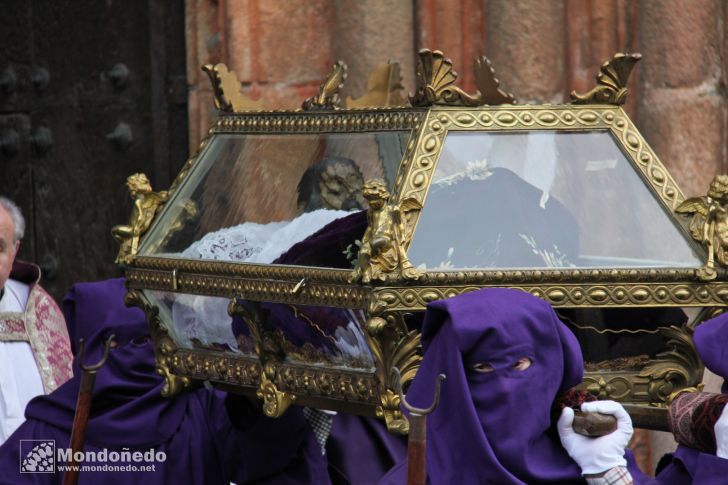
[372,282,728,312]
[364,314,422,434]
[213,110,424,134]
[131,256,355,283]
[346,61,406,108]
[676,175,728,281]
[126,265,371,309]
[409,49,515,107]
[638,325,703,404]
[168,348,377,404]
[112,173,169,265]
[202,63,264,112]
[350,180,423,284]
[473,56,516,106]
[257,365,296,418]
[229,299,295,417]
[571,52,642,105]
[124,290,191,397]
[302,61,348,110]
[579,325,703,407]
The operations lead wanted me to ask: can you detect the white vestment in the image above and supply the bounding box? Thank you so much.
[0,279,45,444]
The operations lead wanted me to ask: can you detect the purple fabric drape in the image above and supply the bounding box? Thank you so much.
[274,210,366,269]
[0,278,307,484]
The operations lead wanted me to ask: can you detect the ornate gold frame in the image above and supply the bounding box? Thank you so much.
[117,51,725,433]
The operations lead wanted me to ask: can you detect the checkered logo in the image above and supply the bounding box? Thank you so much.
[19,440,55,473]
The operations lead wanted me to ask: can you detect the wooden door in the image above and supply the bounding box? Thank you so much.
[0,0,187,300]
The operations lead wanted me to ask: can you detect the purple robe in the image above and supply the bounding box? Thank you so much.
[380,288,588,484]
[381,288,728,484]
[379,288,651,485]
[0,278,307,484]
[327,414,407,484]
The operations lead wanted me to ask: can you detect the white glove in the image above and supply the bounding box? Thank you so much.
[715,402,728,459]
[557,400,633,475]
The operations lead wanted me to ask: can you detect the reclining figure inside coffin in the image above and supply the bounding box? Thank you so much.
[162,153,381,367]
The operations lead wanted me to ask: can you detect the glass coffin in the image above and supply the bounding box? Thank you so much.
[118,52,728,432]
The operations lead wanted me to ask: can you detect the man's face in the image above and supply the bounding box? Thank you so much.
[0,205,19,290]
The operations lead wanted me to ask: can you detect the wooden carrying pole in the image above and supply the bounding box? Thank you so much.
[63,335,114,485]
[393,367,446,485]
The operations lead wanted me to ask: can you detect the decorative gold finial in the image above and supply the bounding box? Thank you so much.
[346,61,405,108]
[350,180,423,283]
[410,49,515,107]
[302,60,348,110]
[202,63,264,112]
[676,174,728,281]
[571,52,642,105]
[112,173,169,265]
[473,56,516,105]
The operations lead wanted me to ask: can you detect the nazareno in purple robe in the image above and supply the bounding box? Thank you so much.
[0,278,310,484]
[379,287,651,485]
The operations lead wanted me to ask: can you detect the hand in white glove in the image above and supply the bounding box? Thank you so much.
[715,402,728,459]
[557,400,633,475]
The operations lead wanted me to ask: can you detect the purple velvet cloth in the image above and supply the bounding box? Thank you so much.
[274,210,367,268]
[0,278,308,484]
[406,168,580,269]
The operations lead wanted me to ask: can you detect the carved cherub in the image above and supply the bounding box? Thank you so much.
[112,173,169,264]
[676,175,728,280]
[352,180,422,283]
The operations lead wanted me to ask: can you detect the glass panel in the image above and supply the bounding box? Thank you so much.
[142,290,250,354]
[235,299,375,370]
[140,290,374,370]
[140,132,409,267]
[407,131,703,270]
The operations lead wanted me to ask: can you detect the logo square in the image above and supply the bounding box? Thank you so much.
[19,440,55,473]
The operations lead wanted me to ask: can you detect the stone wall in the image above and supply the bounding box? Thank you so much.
[186,0,728,198]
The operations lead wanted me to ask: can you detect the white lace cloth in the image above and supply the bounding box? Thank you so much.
[171,209,352,351]
[0,280,44,445]
[182,209,351,264]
